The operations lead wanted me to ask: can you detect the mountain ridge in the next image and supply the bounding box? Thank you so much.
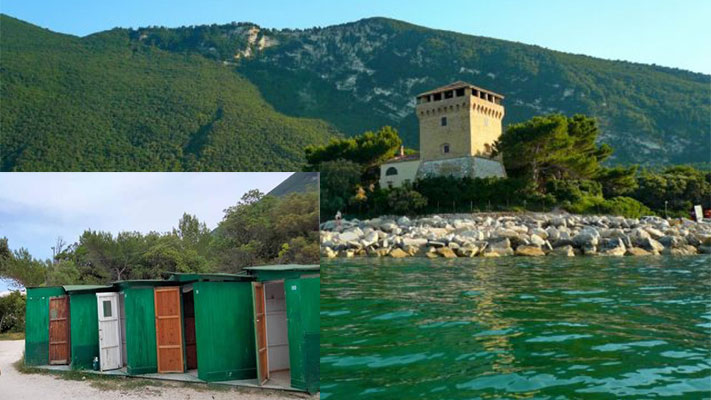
[2,14,709,169]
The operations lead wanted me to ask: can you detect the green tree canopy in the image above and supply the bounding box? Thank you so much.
[497,114,612,191]
[304,126,402,170]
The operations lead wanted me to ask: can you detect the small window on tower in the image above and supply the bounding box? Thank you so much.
[442,144,450,154]
[455,88,465,97]
[441,117,447,126]
[385,167,398,176]
[433,92,442,101]
[444,90,453,99]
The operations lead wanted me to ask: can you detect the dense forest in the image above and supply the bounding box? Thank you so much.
[316,116,711,220]
[1,15,709,170]
[0,15,337,171]
[0,190,318,289]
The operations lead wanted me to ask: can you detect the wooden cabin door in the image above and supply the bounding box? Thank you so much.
[96,292,122,371]
[252,282,269,385]
[154,287,184,373]
[183,290,197,370]
[48,296,70,365]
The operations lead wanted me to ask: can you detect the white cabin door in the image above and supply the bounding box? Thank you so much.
[96,293,122,371]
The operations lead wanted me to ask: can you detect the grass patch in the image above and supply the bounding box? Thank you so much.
[0,332,24,340]
[13,353,163,392]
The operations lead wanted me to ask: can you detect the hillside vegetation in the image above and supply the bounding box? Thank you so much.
[0,15,337,171]
[236,18,709,165]
[1,15,708,170]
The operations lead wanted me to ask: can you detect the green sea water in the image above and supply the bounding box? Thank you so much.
[321,255,711,399]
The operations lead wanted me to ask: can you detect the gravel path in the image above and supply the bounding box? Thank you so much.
[0,340,316,399]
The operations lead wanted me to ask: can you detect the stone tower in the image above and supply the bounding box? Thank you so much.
[415,81,504,161]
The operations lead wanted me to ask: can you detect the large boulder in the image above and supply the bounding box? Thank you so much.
[361,231,379,247]
[489,238,511,250]
[661,245,698,256]
[626,247,652,256]
[494,228,521,240]
[529,234,547,247]
[550,216,567,227]
[436,247,458,258]
[658,235,685,248]
[572,229,599,248]
[638,237,664,254]
[456,245,480,257]
[322,247,337,258]
[600,237,626,256]
[631,228,651,244]
[515,245,546,257]
[550,245,575,257]
[530,227,548,239]
[545,226,561,241]
[397,216,412,226]
[460,230,486,241]
[402,237,428,247]
[389,248,409,258]
[338,228,363,242]
[645,227,665,239]
[581,244,597,256]
[483,238,513,256]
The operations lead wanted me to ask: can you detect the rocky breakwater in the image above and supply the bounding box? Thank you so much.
[320,213,711,258]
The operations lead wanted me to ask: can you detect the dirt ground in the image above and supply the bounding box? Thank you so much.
[0,340,318,399]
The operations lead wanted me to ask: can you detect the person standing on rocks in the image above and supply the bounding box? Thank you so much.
[335,210,342,231]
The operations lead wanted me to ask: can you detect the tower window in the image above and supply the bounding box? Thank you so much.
[444,90,453,99]
[385,167,398,176]
[441,116,447,126]
[455,88,465,97]
[442,143,450,154]
[433,92,442,101]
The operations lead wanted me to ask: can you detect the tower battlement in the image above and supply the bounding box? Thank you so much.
[415,81,504,161]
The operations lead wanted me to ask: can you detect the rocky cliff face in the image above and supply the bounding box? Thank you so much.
[236,18,709,165]
[123,17,709,165]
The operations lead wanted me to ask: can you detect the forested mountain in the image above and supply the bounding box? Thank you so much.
[236,18,709,165]
[268,172,318,197]
[0,15,337,171]
[2,15,708,170]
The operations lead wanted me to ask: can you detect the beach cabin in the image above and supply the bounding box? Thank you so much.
[245,265,320,393]
[24,265,319,393]
[25,285,113,368]
[108,274,256,381]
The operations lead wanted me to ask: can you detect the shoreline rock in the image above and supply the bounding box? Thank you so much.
[320,212,711,259]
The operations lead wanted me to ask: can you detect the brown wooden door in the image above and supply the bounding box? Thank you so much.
[183,290,197,370]
[154,287,184,373]
[49,296,70,365]
[253,282,269,385]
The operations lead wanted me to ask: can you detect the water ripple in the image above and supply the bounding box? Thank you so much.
[321,255,711,399]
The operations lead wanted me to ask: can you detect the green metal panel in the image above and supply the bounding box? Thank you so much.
[123,286,158,374]
[251,282,264,385]
[25,287,66,365]
[193,281,256,382]
[69,293,99,369]
[285,277,320,393]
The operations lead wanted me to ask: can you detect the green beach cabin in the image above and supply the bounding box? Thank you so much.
[245,264,320,393]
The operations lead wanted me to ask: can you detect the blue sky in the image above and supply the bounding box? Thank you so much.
[2,0,709,73]
[0,172,292,292]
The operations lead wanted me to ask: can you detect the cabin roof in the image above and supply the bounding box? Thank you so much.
[244,264,320,272]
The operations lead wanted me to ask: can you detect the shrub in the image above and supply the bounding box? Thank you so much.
[386,184,427,215]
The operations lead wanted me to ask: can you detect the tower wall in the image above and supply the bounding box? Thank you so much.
[416,86,504,162]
